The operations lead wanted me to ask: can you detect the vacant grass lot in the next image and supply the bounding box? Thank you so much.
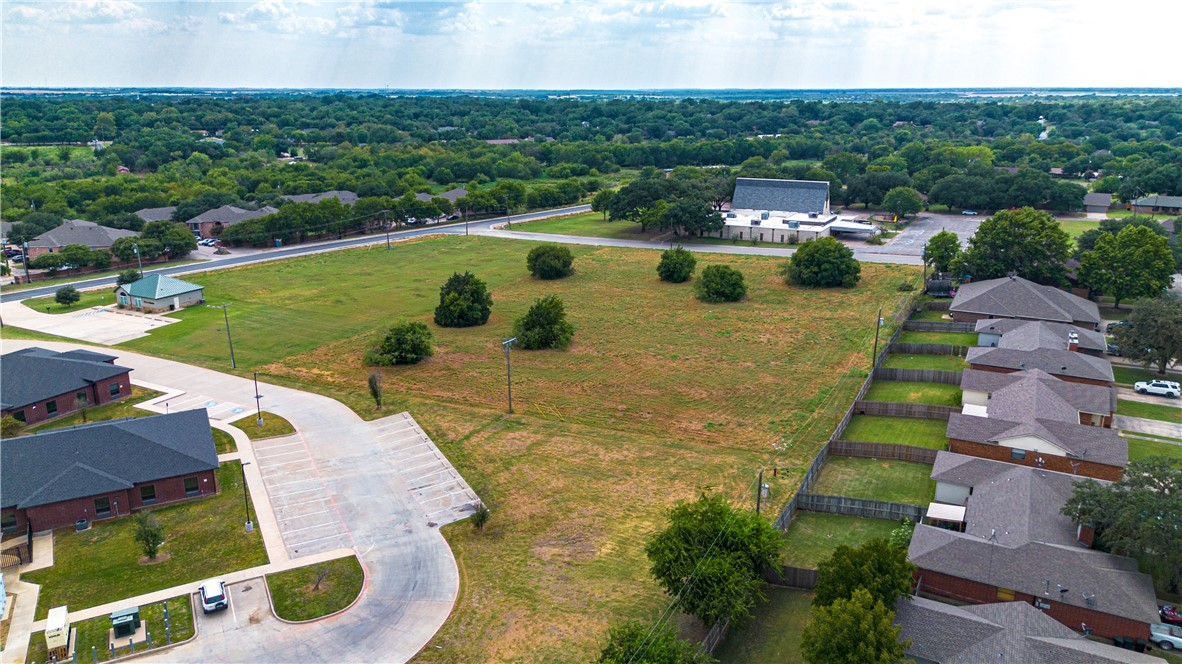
[24,387,161,433]
[882,353,967,371]
[1117,399,1181,424]
[86,235,918,661]
[1126,437,1182,461]
[267,555,365,621]
[711,587,813,664]
[24,595,193,664]
[24,462,267,620]
[811,457,936,504]
[514,211,664,241]
[780,513,897,568]
[1058,219,1100,239]
[896,330,978,346]
[864,381,962,406]
[1113,366,1182,386]
[839,415,949,449]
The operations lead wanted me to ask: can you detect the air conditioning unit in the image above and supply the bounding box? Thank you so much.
[760,211,770,220]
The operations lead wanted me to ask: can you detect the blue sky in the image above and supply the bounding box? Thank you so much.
[4,0,1181,89]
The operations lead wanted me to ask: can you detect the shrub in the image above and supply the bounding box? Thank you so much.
[694,265,747,303]
[865,234,885,245]
[54,285,81,307]
[784,237,862,288]
[433,271,494,327]
[471,503,490,532]
[526,244,574,279]
[1,415,23,437]
[513,295,575,350]
[133,512,165,560]
[366,321,434,366]
[657,246,697,283]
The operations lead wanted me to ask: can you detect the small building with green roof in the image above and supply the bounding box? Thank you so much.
[115,274,205,313]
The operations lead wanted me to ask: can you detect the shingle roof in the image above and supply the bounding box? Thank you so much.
[281,190,358,205]
[731,178,829,214]
[186,205,278,226]
[974,318,1106,353]
[1,410,218,509]
[133,206,177,223]
[1133,194,1182,209]
[965,346,1114,383]
[1083,192,1113,207]
[951,276,1101,326]
[946,412,1127,466]
[118,274,203,300]
[26,220,138,250]
[0,347,132,411]
[896,597,1162,663]
[960,368,1115,418]
[414,188,468,203]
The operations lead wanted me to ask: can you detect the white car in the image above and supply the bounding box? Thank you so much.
[199,578,229,614]
[1134,380,1180,398]
[1151,623,1182,651]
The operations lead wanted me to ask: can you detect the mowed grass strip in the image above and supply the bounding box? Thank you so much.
[1117,399,1181,424]
[811,457,936,504]
[21,287,117,314]
[24,462,268,620]
[864,381,962,406]
[896,330,978,346]
[882,353,967,371]
[212,428,237,454]
[267,555,365,621]
[24,595,193,664]
[839,415,949,449]
[780,513,898,568]
[230,411,295,440]
[1126,437,1182,461]
[908,309,950,321]
[1113,366,1182,387]
[711,588,814,664]
[514,211,664,241]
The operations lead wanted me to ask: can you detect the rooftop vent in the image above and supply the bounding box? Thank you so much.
[726,212,736,218]
[761,211,769,220]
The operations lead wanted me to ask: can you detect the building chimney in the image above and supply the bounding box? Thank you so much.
[1068,331,1079,352]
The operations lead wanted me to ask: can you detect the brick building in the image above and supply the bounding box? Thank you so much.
[1,410,219,533]
[965,346,1114,386]
[1,347,133,426]
[23,220,139,261]
[950,275,1101,330]
[973,318,1108,357]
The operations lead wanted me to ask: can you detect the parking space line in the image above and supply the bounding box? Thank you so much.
[406,467,455,483]
[282,521,342,535]
[266,477,320,488]
[260,458,315,469]
[417,488,475,504]
[254,449,306,460]
[286,532,350,548]
[279,508,333,521]
[275,496,331,509]
[254,440,304,450]
[269,487,321,499]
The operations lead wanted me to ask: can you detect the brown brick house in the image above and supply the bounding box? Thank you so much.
[973,318,1107,357]
[950,275,1101,330]
[965,346,1114,386]
[0,348,133,426]
[1,410,219,533]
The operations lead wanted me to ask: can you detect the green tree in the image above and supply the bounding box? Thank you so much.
[596,620,715,664]
[644,494,782,626]
[1062,457,1182,593]
[1112,294,1182,374]
[366,321,434,366]
[526,244,575,280]
[661,198,722,236]
[116,269,142,286]
[471,503,490,532]
[141,220,198,258]
[1079,225,1174,308]
[657,247,697,283]
[694,265,747,302]
[93,112,117,140]
[30,253,67,276]
[513,294,575,350]
[922,230,962,272]
[1,415,24,437]
[133,512,165,560]
[111,237,162,263]
[954,207,1071,285]
[881,186,923,220]
[367,372,383,410]
[433,272,494,327]
[813,537,915,610]
[58,244,95,270]
[784,237,862,288]
[800,588,909,664]
[54,285,81,307]
[592,189,616,221]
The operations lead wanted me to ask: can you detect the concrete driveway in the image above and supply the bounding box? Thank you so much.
[0,301,180,344]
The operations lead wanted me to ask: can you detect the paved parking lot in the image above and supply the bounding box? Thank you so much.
[150,392,250,421]
[194,579,273,638]
[874,212,983,257]
[253,435,354,559]
[372,413,481,526]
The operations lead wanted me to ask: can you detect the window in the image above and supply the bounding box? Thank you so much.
[1,510,16,531]
[109,383,122,398]
[184,477,199,497]
[140,485,156,504]
[46,400,58,416]
[76,391,89,406]
[996,587,1015,601]
[94,497,111,517]
[12,410,25,423]
[1010,448,1027,460]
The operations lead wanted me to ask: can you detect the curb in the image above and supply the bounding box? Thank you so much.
[261,554,368,625]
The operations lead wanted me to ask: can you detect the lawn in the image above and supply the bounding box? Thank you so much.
[864,381,962,407]
[881,353,967,371]
[0,326,92,344]
[4,259,206,294]
[212,428,237,454]
[21,288,117,314]
[23,462,268,620]
[1058,219,1100,239]
[908,309,951,322]
[1113,365,1182,386]
[839,415,949,449]
[896,330,978,346]
[1117,399,1181,425]
[1126,437,1182,462]
[266,555,365,621]
[23,387,161,433]
[24,595,194,664]
[229,411,295,440]
[780,513,898,568]
[514,211,665,241]
[811,457,936,505]
[711,587,813,664]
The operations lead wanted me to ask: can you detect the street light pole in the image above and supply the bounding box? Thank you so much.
[240,461,254,533]
[504,197,511,230]
[134,241,143,279]
[871,308,885,366]
[22,241,31,283]
[253,371,264,427]
[501,337,516,414]
[207,304,237,369]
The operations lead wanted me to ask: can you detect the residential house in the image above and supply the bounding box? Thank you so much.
[950,275,1101,330]
[1083,192,1113,214]
[185,205,278,238]
[1,410,219,533]
[910,452,1158,640]
[24,220,138,260]
[133,206,177,224]
[895,596,1162,663]
[414,188,468,204]
[965,346,1114,386]
[0,348,133,426]
[1131,195,1182,215]
[115,274,204,313]
[960,368,1115,427]
[717,178,877,243]
[281,190,358,205]
[974,318,1106,356]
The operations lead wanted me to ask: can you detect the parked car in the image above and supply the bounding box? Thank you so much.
[1107,320,1133,333]
[1134,380,1180,398]
[1106,343,1121,356]
[10,253,24,263]
[1151,623,1182,651]
[1162,605,1182,627]
[961,210,978,215]
[199,578,229,614]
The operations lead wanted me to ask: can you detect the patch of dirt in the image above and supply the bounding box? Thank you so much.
[138,552,171,565]
[302,580,333,595]
[248,610,262,625]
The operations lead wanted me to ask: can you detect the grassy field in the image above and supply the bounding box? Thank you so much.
[0,326,95,344]
[896,330,978,346]
[881,353,967,371]
[24,595,193,664]
[864,381,962,406]
[229,411,295,440]
[1126,437,1182,461]
[212,428,237,454]
[780,513,898,568]
[23,386,161,433]
[1117,399,1181,424]
[21,288,117,314]
[1113,365,1182,386]
[23,462,268,620]
[711,587,813,663]
[80,234,918,661]
[811,457,936,504]
[513,211,664,241]
[1058,219,1100,239]
[839,415,949,449]
[267,555,365,621]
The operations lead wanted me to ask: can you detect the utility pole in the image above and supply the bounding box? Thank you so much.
[504,197,511,230]
[134,241,143,279]
[756,468,764,515]
[871,308,885,366]
[22,241,31,283]
[501,337,517,413]
[382,210,391,249]
[253,371,264,427]
[241,461,254,532]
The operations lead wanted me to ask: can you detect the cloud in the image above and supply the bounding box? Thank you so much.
[6,0,143,24]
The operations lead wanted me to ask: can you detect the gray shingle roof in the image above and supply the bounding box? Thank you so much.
[0,347,132,411]
[414,188,468,203]
[946,412,1127,466]
[281,190,358,205]
[952,276,1101,326]
[1,410,218,509]
[960,368,1115,418]
[965,347,1114,383]
[975,318,1106,353]
[731,178,829,214]
[117,274,203,300]
[26,220,138,250]
[133,206,177,223]
[1133,194,1182,208]
[1082,192,1113,207]
[896,596,1162,663]
[186,205,278,225]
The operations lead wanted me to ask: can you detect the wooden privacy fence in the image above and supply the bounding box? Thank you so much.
[798,493,927,523]
[888,342,970,356]
[828,440,941,464]
[764,565,820,589]
[774,443,830,531]
[873,367,963,385]
[925,301,952,311]
[853,400,956,420]
[701,617,731,655]
[902,320,975,333]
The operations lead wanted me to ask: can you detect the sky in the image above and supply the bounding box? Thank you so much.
[3,0,1181,90]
